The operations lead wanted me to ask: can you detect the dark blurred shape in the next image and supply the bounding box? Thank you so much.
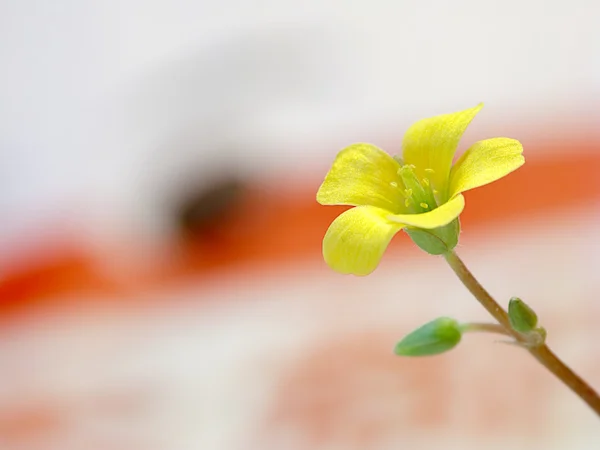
[174,176,246,237]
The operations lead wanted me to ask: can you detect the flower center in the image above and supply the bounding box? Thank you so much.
[396,165,438,214]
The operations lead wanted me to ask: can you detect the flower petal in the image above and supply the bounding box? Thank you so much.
[449,138,524,198]
[388,194,465,229]
[317,143,404,212]
[323,205,405,276]
[402,104,483,199]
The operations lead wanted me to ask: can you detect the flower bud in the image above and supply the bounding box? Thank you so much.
[508,297,538,333]
[394,317,462,357]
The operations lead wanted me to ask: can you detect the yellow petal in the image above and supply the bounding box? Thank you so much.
[402,104,483,199]
[317,143,404,213]
[388,194,465,229]
[323,205,405,276]
[449,138,524,198]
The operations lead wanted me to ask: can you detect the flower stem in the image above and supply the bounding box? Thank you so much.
[459,322,510,336]
[444,249,600,416]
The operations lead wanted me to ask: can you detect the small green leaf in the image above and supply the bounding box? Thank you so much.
[508,297,538,333]
[394,317,462,357]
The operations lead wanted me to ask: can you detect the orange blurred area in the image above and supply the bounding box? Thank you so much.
[2,140,598,319]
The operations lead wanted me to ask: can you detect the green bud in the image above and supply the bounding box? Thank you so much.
[508,297,538,333]
[394,317,462,357]
[405,219,460,255]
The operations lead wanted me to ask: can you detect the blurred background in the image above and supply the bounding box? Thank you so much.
[1,1,600,448]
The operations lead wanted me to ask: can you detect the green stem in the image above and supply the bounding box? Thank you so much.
[444,249,600,416]
[460,322,510,336]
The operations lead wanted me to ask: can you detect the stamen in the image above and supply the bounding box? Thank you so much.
[424,168,435,174]
[397,164,439,213]
[399,165,427,203]
[390,181,398,188]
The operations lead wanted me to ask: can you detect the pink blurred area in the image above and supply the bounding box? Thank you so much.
[2,1,600,449]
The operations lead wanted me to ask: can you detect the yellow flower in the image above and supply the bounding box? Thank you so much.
[316,104,524,275]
